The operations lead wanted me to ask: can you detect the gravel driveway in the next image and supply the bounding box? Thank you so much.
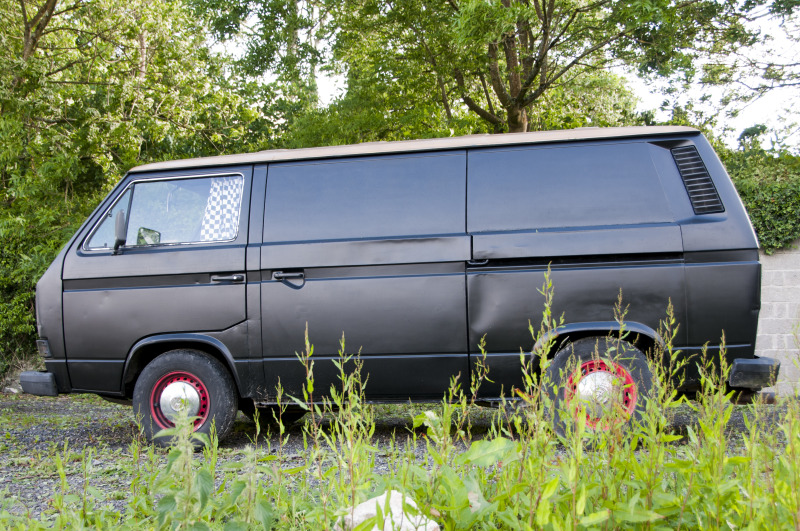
[0,392,785,518]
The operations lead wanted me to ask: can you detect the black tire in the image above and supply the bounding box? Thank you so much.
[240,399,306,428]
[544,337,653,438]
[133,349,238,448]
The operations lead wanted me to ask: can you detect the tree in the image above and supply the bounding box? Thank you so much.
[326,0,759,133]
[284,60,640,147]
[0,0,263,369]
[695,2,799,98]
[186,0,325,134]
[195,0,753,134]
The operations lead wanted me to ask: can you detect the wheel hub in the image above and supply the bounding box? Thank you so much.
[566,359,638,428]
[160,381,201,422]
[574,370,617,419]
[150,371,210,429]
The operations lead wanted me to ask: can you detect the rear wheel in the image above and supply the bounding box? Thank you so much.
[133,349,238,448]
[545,337,652,437]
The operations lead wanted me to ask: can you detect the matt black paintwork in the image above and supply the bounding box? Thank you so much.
[30,128,770,403]
[60,165,253,393]
[260,152,469,399]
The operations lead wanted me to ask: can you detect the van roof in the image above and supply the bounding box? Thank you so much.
[130,126,699,173]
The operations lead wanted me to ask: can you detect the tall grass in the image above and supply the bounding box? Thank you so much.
[1,277,797,530]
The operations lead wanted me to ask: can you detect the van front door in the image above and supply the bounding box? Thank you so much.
[258,152,470,402]
[61,167,252,395]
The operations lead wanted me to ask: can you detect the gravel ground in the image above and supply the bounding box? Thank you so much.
[0,391,787,519]
[0,393,472,518]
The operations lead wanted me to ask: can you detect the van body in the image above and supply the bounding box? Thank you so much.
[22,127,779,439]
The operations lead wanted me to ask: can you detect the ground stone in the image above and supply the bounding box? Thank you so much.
[335,490,440,531]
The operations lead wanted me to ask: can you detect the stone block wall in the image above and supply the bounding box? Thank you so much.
[757,239,800,395]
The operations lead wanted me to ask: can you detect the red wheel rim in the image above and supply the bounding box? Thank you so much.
[565,359,637,429]
[150,371,210,430]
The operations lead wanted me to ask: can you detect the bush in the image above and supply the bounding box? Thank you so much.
[723,149,800,254]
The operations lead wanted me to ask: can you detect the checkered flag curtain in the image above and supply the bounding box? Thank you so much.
[200,176,243,241]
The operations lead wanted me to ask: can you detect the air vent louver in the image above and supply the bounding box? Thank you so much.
[671,146,724,214]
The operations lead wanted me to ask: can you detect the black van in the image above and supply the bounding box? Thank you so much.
[21,126,779,443]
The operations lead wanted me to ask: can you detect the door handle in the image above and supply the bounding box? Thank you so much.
[211,274,245,283]
[272,271,305,281]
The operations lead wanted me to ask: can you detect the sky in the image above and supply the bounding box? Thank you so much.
[629,77,798,151]
[629,12,799,152]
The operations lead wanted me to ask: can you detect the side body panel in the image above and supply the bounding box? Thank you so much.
[258,152,470,401]
[466,140,689,397]
[466,136,760,395]
[36,246,72,392]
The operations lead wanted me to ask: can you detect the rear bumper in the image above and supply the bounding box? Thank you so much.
[728,357,780,390]
[19,371,58,397]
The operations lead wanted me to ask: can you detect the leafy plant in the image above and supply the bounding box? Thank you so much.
[725,149,800,253]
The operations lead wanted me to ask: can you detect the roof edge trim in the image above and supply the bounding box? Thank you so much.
[130,126,699,173]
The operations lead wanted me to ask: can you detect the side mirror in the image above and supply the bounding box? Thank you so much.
[113,209,127,254]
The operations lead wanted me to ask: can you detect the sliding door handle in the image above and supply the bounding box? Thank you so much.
[272,271,305,281]
[211,274,245,283]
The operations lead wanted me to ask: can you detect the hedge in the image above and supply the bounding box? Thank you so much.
[724,150,800,254]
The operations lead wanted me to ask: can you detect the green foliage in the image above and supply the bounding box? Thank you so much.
[723,149,800,253]
[193,0,747,134]
[0,0,265,368]
[320,0,752,133]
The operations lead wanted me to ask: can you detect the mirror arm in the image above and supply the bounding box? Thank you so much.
[113,209,127,254]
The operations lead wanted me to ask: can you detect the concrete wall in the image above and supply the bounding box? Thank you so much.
[757,238,800,395]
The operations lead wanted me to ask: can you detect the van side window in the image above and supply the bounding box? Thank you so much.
[468,143,673,233]
[85,175,243,249]
[264,153,466,242]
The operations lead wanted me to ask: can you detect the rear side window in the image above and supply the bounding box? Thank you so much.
[468,142,673,233]
[264,153,466,242]
[85,174,243,249]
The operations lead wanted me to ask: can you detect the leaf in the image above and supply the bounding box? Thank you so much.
[157,494,177,527]
[541,477,560,500]
[613,505,664,523]
[535,499,551,527]
[223,522,249,531]
[456,437,519,467]
[195,468,214,510]
[576,484,587,516]
[254,498,275,529]
[580,509,611,526]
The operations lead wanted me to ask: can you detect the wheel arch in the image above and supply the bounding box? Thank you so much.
[122,334,243,399]
[533,321,663,361]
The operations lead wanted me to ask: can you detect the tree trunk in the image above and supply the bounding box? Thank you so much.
[507,105,528,133]
[138,31,147,81]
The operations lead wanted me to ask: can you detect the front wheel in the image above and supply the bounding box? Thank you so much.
[545,337,652,437]
[133,349,238,447]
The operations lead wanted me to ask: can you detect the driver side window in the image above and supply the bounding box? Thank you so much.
[85,175,243,250]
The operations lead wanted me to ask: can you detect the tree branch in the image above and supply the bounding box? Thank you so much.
[479,73,496,118]
[487,43,513,107]
[522,29,629,107]
[454,68,503,125]
[22,0,60,60]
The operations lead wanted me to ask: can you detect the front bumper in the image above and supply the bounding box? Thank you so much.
[19,371,58,396]
[728,356,781,390]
